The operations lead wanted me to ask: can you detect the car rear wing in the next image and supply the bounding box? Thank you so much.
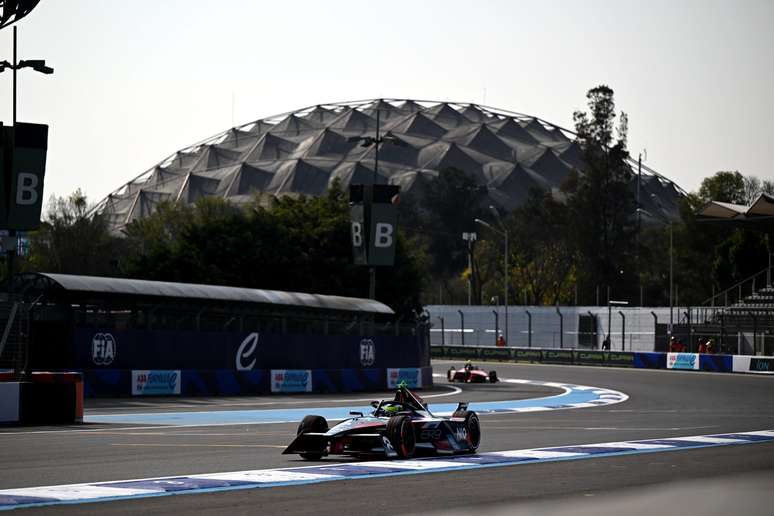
[454,402,469,413]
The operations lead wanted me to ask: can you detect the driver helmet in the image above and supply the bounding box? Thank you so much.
[383,403,401,415]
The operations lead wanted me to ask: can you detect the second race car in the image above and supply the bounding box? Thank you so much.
[447,361,499,383]
[282,384,481,460]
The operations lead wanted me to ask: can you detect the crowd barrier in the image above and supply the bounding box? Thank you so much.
[0,372,83,424]
[432,345,774,375]
[80,366,434,397]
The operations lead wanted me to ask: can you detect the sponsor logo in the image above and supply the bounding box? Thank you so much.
[482,348,510,359]
[454,427,468,442]
[667,352,699,370]
[132,370,180,396]
[420,429,442,440]
[576,351,605,363]
[750,358,773,372]
[92,333,116,366]
[545,350,573,359]
[382,435,397,457]
[236,333,259,371]
[387,368,421,389]
[271,369,312,393]
[359,339,376,367]
[606,352,634,364]
[516,350,542,361]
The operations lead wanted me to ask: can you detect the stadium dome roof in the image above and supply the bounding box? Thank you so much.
[93,99,684,233]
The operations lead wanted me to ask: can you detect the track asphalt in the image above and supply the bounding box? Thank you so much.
[1,360,772,514]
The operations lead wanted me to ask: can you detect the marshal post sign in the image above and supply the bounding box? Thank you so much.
[349,184,400,267]
[1,122,48,230]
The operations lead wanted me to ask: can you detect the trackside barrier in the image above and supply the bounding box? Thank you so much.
[0,372,83,425]
[432,346,764,375]
[81,367,434,397]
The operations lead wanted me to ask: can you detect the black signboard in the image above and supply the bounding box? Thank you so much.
[480,347,513,361]
[446,346,480,359]
[515,349,542,363]
[749,357,774,373]
[605,352,635,367]
[1,122,48,230]
[574,351,605,365]
[542,350,574,364]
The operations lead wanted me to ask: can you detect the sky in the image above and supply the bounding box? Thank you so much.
[1,0,772,207]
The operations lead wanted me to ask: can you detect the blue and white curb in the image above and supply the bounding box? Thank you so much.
[83,378,628,426]
[1,429,772,510]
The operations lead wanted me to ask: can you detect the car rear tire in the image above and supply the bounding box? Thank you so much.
[488,371,498,383]
[297,415,328,460]
[447,367,455,382]
[385,415,415,459]
[453,410,481,452]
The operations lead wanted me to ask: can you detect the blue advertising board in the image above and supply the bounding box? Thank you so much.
[72,328,428,371]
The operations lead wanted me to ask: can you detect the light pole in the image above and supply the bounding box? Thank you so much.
[638,205,674,338]
[475,208,508,345]
[1,26,54,295]
[347,102,405,299]
[462,232,477,305]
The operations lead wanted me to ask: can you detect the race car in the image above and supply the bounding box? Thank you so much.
[282,384,481,460]
[447,362,498,383]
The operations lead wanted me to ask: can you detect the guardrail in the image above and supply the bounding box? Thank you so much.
[432,345,774,375]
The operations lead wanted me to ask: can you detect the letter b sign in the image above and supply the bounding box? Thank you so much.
[374,222,393,248]
[16,173,39,205]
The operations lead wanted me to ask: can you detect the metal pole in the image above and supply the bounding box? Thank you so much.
[556,306,563,349]
[637,153,642,306]
[619,311,625,351]
[467,237,472,305]
[526,310,532,348]
[492,310,498,346]
[504,231,509,346]
[607,301,612,346]
[458,309,465,346]
[669,222,674,337]
[439,316,445,346]
[368,108,380,301]
[8,26,18,297]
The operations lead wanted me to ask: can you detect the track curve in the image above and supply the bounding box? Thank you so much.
[1,361,772,514]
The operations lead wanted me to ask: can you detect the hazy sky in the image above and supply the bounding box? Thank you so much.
[1,0,772,207]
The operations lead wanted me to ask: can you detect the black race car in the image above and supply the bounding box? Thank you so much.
[282,384,481,460]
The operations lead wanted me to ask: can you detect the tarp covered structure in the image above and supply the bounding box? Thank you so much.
[92,99,684,233]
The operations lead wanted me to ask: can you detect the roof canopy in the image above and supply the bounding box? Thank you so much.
[699,192,774,222]
[92,99,684,234]
[17,273,394,315]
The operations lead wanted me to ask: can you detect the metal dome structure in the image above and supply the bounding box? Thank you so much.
[93,99,684,233]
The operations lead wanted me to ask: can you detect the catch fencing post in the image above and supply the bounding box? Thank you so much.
[619,311,626,351]
[556,306,563,349]
[458,310,465,346]
[526,310,532,348]
[492,310,499,346]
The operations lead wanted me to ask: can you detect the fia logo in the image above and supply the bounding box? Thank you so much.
[236,333,259,371]
[92,333,116,366]
[359,339,376,367]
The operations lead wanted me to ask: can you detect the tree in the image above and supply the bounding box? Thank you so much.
[567,85,637,301]
[26,190,125,276]
[698,171,746,204]
[122,182,425,318]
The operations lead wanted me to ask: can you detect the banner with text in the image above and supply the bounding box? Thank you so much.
[271,369,312,393]
[131,370,181,396]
